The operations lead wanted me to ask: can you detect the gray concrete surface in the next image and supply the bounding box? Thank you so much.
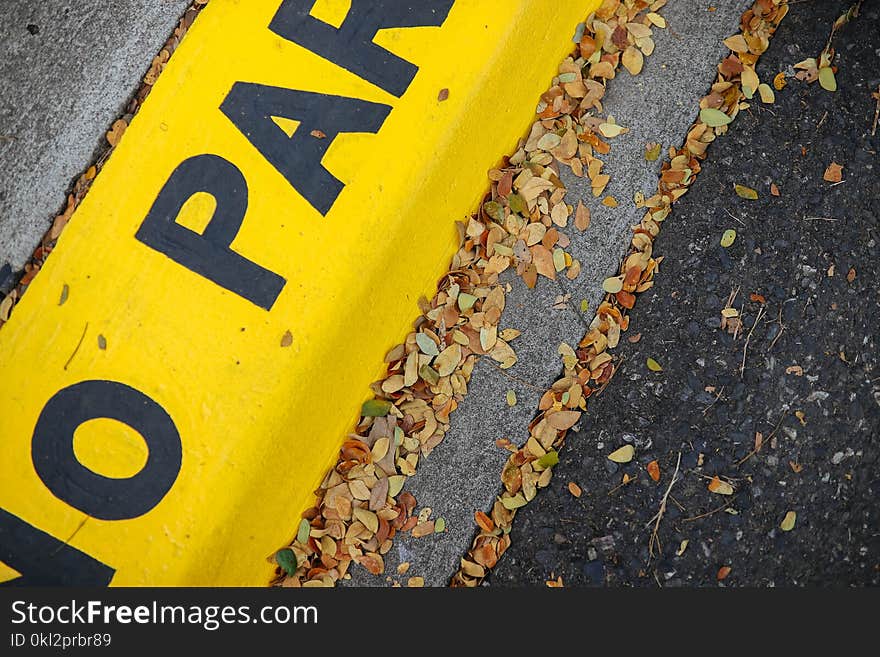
[345,0,753,587]
[0,0,190,279]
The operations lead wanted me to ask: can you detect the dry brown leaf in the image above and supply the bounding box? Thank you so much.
[823,161,843,183]
[707,475,734,495]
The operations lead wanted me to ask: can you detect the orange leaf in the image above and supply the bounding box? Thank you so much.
[647,460,660,482]
[567,482,582,498]
[474,511,495,533]
[823,162,843,183]
[717,566,732,581]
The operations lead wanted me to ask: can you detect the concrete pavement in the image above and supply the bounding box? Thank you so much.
[346,0,754,587]
[0,0,189,284]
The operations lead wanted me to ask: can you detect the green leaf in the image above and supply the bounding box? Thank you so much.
[419,364,440,385]
[734,184,758,200]
[646,357,663,372]
[275,548,298,576]
[362,399,392,417]
[482,200,504,221]
[457,293,478,312]
[58,284,69,306]
[580,299,589,313]
[721,229,737,248]
[537,450,559,468]
[818,66,837,92]
[508,192,527,215]
[699,107,733,127]
[552,248,566,272]
[501,493,527,510]
[415,332,439,356]
[434,517,446,533]
[388,475,406,497]
[296,518,310,544]
[644,142,661,161]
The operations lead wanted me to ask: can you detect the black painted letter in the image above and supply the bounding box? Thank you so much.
[220,84,391,216]
[32,380,182,521]
[136,154,286,310]
[270,0,455,98]
[0,509,115,586]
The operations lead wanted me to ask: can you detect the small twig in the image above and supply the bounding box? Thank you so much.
[63,322,89,370]
[871,85,880,136]
[683,500,733,522]
[702,385,725,416]
[687,469,745,484]
[607,473,638,495]
[829,179,846,187]
[669,495,687,513]
[723,208,746,227]
[803,216,839,222]
[816,110,828,130]
[735,411,788,466]
[768,306,787,351]
[646,453,682,560]
[740,306,766,378]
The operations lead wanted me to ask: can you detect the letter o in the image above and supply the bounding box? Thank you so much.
[32,380,182,520]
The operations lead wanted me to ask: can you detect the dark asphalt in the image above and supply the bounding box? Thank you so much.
[491,0,880,587]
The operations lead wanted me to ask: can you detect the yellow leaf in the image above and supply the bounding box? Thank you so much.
[353,507,379,534]
[734,184,758,200]
[602,196,618,207]
[602,275,623,294]
[723,34,749,53]
[646,357,663,372]
[741,66,759,98]
[818,66,836,92]
[608,444,635,463]
[646,12,666,28]
[599,122,627,138]
[780,510,797,531]
[720,229,737,248]
[758,83,775,104]
[773,71,787,90]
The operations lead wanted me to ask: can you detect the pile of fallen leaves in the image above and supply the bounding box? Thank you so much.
[0,0,210,327]
[273,0,670,588]
[452,0,790,587]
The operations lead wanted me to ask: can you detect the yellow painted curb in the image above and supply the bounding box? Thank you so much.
[0,0,601,585]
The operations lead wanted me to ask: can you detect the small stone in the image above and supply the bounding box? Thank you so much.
[831,451,845,464]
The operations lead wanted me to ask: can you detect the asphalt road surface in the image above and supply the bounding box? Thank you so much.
[492,0,880,587]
